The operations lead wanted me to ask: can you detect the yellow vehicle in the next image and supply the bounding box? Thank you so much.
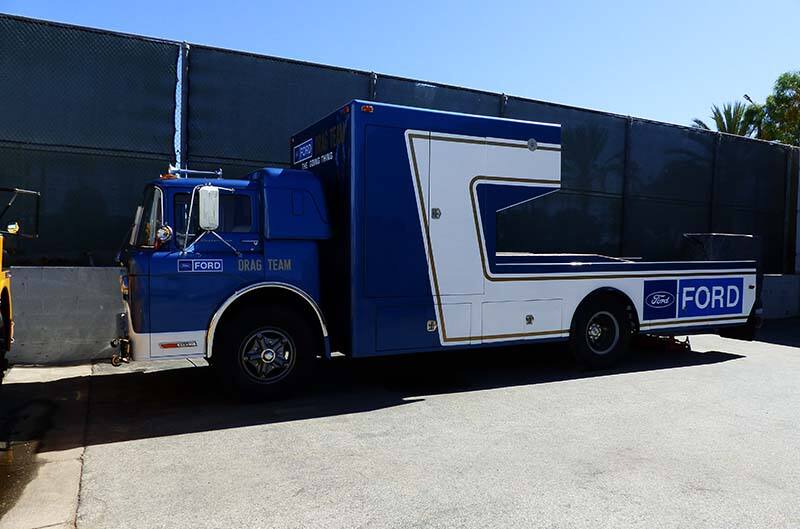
[0,187,40,377]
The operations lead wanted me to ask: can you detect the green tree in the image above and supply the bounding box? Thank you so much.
[763,71,800,145]
[692,101,759,137]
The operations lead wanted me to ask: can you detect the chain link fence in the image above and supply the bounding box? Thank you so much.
[0,14,796,271]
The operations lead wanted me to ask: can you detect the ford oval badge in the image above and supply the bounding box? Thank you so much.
[645,291,675,309]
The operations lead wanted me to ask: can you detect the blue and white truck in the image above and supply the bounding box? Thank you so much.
[116,101,760,396]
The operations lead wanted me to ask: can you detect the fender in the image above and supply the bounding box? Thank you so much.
[206,282,329,359]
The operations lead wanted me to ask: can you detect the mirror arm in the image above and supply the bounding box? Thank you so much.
[206,231,242,257]
[183,230,207,254]
[181,185,202,254]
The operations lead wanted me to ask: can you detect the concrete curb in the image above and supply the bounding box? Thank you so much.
[0,364,90,529]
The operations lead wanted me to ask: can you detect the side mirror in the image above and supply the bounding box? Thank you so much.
[198,186,220,231]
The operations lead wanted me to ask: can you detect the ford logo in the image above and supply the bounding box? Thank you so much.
[645,291,675,309]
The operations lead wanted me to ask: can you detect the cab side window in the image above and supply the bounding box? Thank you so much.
[133,186,163,248]
[174,193,253,239]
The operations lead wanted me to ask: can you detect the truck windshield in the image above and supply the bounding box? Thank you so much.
[132,186,163,248]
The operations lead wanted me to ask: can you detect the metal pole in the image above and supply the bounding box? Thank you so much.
[785,146,800,273]
[179,42,190,169]
[619,117,632,256]
[709,132,721,232]
[369,72,378,100]
[499,93,508,118]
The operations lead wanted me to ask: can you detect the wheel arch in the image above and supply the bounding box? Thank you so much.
[570,287,640,334]
[207,282,328,359]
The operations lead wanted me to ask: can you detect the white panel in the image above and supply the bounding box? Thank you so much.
[125,301,151,362]
[483,138,561,182]
[439,302,472,342]
[481,299,562,340]
[129,330,150,362]
[429,137,486,295]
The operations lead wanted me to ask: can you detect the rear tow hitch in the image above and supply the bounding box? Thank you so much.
[110,312,131,367]
[110,338,131,367]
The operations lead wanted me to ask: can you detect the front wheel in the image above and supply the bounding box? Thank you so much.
[215,306,315,399]
[570,296,632,370]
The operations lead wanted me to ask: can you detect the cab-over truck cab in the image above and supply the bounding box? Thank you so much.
[119,168,331,395]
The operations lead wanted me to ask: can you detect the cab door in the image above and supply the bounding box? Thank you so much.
[124,185,160,359]
[147,187,264,358]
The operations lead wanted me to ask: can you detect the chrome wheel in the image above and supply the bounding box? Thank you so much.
[239,327,296,384]
[585,311,619,355]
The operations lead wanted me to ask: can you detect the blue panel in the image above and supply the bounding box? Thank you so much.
[251,168,331,240]
[363,125,433,298]
[677,277,744,318]
[642,279,677,321]
[147,238,321,333]
[375,305,439,351]
[125,250,151,333]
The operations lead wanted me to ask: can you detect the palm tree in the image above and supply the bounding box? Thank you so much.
[692,101,760,137]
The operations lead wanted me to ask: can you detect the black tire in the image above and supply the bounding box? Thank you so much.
[570,296,632,370]
[214,305,315,399]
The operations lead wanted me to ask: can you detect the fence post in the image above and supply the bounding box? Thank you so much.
[618,117,632,257]
[786,147,800,274]
[369,72,378,100]
[709,132,721,232]
[178,42,190,169]
[499,93,508,117]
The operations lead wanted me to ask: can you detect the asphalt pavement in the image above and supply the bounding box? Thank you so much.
[2,320,799,529]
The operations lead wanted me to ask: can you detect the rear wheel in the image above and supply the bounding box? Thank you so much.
[215,305,315,399]
[570,296,632,370]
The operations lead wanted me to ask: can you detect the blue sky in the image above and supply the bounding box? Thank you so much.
[4,0,798,126]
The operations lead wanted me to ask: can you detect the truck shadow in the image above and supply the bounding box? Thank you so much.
[0,342,743,456]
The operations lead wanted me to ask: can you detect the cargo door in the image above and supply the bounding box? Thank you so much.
[428,134,486,296]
